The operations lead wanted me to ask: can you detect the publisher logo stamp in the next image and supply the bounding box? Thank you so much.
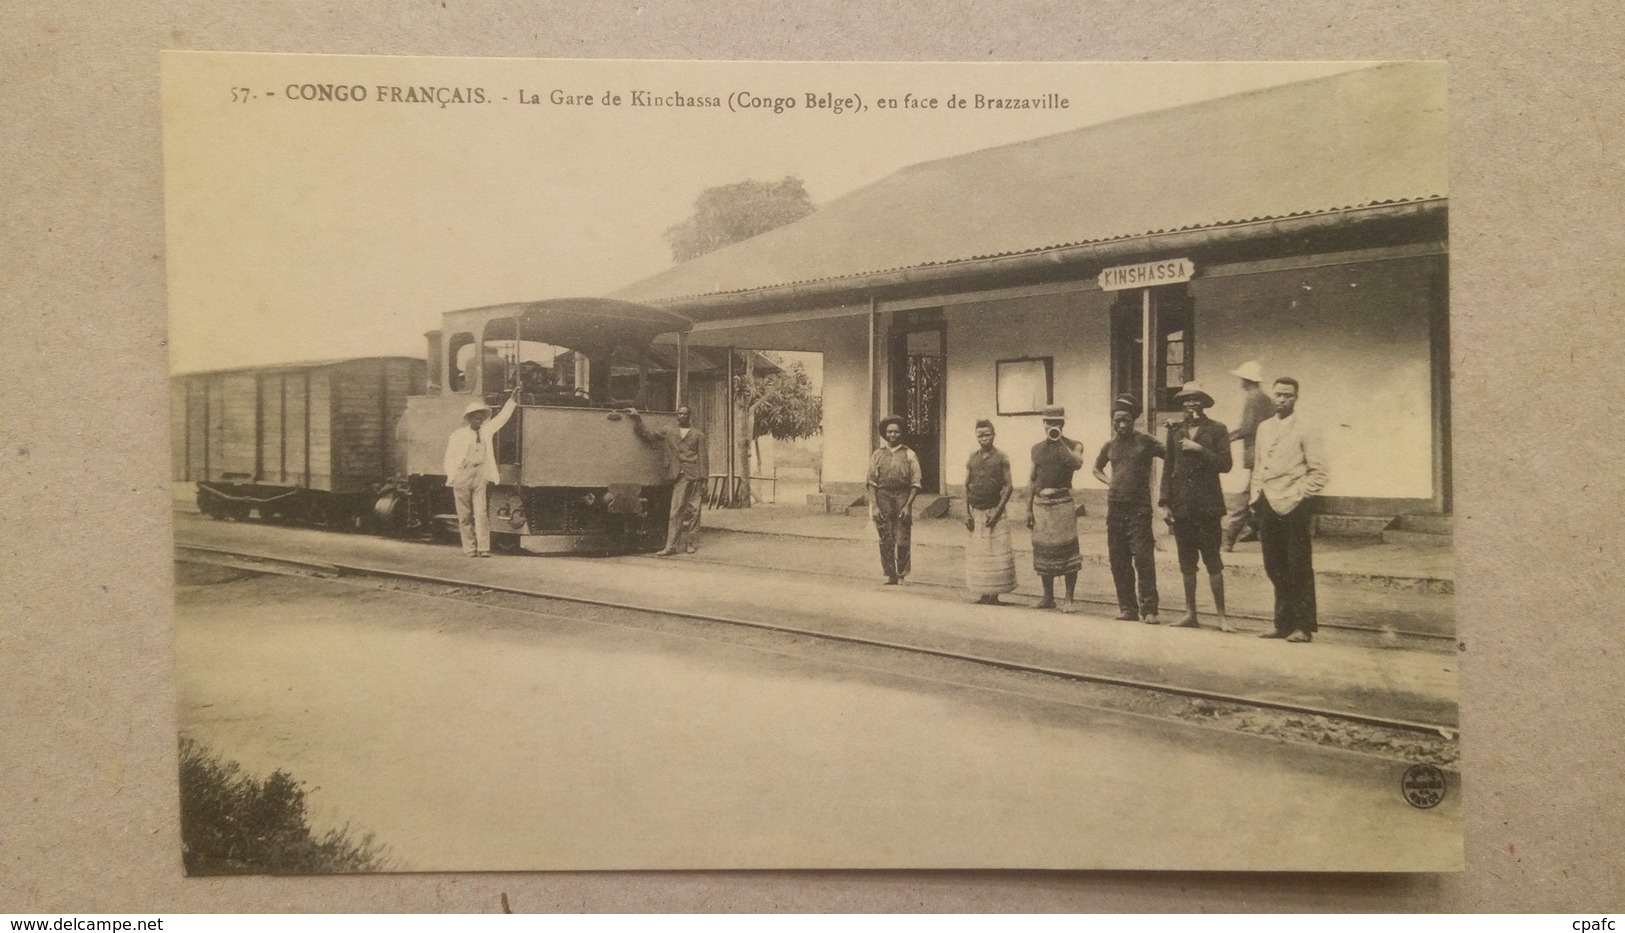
[1401,763,1447,809]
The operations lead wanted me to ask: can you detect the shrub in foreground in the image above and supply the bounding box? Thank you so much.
[179,738,393,875]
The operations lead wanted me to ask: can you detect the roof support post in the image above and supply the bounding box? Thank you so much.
[675,330,689,410]
[725,346,735,502]
[1141,288,1155,436]
[867,295,879,452]
[1141,288,1168,547]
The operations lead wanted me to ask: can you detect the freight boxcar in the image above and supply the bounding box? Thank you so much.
[171,356,427,525]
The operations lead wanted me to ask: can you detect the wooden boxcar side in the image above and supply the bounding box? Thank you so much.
[172,357,425,494]
[251,368,312,487]
[329,357,425,492]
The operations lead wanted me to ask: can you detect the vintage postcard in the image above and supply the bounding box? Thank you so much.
[163,53,1456,872]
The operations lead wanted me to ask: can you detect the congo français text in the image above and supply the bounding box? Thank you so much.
[281,84,488,107]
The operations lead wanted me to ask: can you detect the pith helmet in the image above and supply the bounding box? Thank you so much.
[1040,405,1066,420]
[1229,361,1264,384]
[463,401,491,418]
[1172,382,1215,409]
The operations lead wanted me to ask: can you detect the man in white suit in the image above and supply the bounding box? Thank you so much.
[1250,377,1329,642]
[444,387,520,557]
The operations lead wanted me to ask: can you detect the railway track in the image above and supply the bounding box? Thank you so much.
[175,541,1460,766]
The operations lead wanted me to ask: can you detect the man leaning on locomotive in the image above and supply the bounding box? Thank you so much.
[626,405,709,556]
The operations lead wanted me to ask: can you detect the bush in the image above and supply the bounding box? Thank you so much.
[179,738,393,875]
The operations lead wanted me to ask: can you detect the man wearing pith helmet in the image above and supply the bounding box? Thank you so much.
[1223,360,1275,551]
[867,414,922,585]
[442,385,520,557]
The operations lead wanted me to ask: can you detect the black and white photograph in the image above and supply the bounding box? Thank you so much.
[162,54,1457,872]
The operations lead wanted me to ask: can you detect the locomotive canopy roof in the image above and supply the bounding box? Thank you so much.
[439,298,691,354]
[171,355,423,378]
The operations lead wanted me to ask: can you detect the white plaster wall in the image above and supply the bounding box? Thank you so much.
[944,289,1116,490]
[1192,255,1440,501]
[684,252,1441,504]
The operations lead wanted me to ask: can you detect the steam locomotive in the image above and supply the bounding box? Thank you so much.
[171,298,693,554]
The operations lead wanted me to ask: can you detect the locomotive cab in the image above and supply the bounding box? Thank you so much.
[395,298,692,554]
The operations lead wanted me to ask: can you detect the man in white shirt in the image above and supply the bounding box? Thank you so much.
[443,388,520,557]
[1249,377,1329,642]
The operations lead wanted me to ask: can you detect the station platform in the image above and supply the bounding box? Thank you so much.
[172,510,1460,733]
[696,502,1455,641]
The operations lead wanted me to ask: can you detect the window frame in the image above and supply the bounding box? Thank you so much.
[994,356,1054,416]
[446,332,477,394]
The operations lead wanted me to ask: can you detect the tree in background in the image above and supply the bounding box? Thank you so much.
[665,177,815,262]
[728,352,822,508]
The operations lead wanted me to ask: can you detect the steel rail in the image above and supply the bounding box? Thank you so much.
[176,541,1458,740]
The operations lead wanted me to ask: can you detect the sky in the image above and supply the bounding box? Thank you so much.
[163,56,1374,373]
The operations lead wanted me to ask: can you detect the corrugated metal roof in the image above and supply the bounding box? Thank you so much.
[614,62,1446,306]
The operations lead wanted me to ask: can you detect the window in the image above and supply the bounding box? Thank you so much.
[447,333,476,393]
[482,335,575,400]
[996,357,1053,415]
[1155,291,1194,410]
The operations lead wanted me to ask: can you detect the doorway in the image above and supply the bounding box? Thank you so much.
[888,310,946,494]
[1110,286,1194,431]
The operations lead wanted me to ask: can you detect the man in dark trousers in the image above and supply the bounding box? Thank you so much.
[628,405,709,556]
[1251,377,1330,643]
[1158,382,1234,631]
[867,415,922,585]
[1092,395,1165,624]
[1222,360,1276,551]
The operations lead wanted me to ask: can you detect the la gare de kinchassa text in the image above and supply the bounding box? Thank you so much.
[272,83,1071,113]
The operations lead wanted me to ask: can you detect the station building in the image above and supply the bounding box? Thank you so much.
[614,63,1449,525]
